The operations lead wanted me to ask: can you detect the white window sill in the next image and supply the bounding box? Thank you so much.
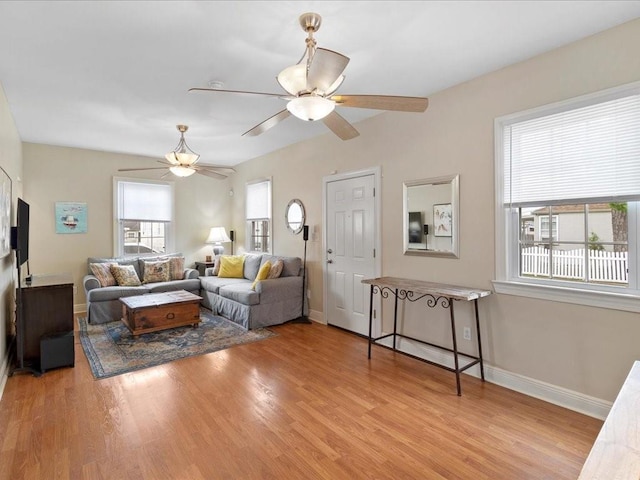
[492,280,640,313]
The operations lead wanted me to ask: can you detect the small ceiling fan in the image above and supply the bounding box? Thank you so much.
[118,125,236,179]
[190,12,429,140]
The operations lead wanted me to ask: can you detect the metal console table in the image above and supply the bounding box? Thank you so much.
[362,276,492,396]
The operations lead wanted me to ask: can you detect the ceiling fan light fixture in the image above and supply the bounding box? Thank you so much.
[169,165,196,177]
[277,64,308,95]
[286,96,335,121]
[166,125,200,167]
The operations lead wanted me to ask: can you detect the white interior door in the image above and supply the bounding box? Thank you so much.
[324,172,377,336]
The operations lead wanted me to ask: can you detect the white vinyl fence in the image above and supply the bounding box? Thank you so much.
[521,246,628,284]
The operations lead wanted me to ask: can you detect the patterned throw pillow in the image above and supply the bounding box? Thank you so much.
[251,261,272,290]
[168,256,185,280]
[110,264,142,286]
[218,255,245,278]
[89,262,117,287]
[267,259,284,279]
[142,260,171,283]
[212,255,222,276]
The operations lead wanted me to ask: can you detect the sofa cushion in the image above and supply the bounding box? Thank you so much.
[200,276,248,295]
[251,261,271,290]
[88,257,141,278]
[168,256,185,280]
[87,285,149,302]
[267,259,284,279]
[89,262,117,287]
[147,278,201,294]
[243,254,262,280]
[218,283,260,306]
[259,255,301,277]
[219,255,245,278]
[138,253,184,279]
[111,264,142,286]
[142,259,171,283]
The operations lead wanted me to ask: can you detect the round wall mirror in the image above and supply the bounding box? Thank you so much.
[285,199,305,234]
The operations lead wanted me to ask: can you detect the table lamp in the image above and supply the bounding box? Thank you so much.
[206,227,231,256]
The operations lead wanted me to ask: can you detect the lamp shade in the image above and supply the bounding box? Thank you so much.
[286,96,335,121]
[206,227,231,244]
[277,64,308,96]
[169,165,196,177]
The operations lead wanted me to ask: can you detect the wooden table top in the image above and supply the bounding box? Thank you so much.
[120,290,202,309]
[362,276,492,301]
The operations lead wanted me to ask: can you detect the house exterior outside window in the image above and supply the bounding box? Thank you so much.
[114,178,174,257]
[494,81,640,312]
[245,178,272,253]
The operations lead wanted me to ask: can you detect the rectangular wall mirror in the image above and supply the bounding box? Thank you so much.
[403,174,459,258]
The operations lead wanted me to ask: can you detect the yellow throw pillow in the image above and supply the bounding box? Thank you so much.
[251,261,272,290]
[218,255,245,278]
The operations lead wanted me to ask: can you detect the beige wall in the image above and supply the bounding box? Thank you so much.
[228,18,640,402]
[22,143,232,308]
[0,82,22,391]
[8,18,640,404]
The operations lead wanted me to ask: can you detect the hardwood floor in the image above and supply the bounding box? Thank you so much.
[0,319,602,479]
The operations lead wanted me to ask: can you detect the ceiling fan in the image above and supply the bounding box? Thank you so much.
[189,12,429,141]
[118,125,236,179]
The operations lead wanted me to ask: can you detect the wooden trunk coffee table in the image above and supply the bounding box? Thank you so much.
[120,290,202,336]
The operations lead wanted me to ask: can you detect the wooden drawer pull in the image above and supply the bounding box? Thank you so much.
[166,312,175,320]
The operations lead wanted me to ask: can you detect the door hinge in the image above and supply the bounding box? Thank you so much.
[373,309,377,319]
[373,187,376,197]
[373,248,376,258]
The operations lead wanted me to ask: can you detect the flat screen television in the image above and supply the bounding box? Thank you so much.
[10,198,29,267]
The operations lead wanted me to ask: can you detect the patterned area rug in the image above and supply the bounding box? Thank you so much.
[78,310,276,379]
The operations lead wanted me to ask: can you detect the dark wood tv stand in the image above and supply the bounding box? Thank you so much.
[12,273,75,376]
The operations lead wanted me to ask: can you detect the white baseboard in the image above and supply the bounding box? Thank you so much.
[376,334,612,420]
[0,350,10,402]
[308,309,324,324]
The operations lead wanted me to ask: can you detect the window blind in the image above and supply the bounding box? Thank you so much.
[504,93,640,207]
[246,180,271,220]
[118,181,172,221]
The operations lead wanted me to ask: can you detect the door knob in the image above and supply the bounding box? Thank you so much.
[327,248,333,254]
[327,259,333,264]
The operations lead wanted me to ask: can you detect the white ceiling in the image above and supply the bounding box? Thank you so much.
[1,1,639,168]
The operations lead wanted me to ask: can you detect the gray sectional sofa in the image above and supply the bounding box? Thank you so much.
[83,253,200,324]
[199,253,304,330]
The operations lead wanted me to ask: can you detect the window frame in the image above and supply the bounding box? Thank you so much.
[113,177,175,257]
[245,178,272,254]
[494,82,640,313]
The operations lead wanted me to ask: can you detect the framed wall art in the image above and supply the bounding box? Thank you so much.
[433,203,452,237]
[55,202,88,234]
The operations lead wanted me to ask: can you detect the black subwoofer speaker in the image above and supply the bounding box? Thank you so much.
[40,331,74,372]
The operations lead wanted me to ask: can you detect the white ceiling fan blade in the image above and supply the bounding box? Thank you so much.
[330,94,429,112]
[243,109,291,137]
[189,87,290,99]
[194,168,227,180]
[118,167,170,172]
[195,164,236,174]
[322,111,359,140]
[308,48,350,94]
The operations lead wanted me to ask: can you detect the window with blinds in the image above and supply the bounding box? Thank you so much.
[114,179,174,256]
[245,179,272,253]
[495,81,640,310]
